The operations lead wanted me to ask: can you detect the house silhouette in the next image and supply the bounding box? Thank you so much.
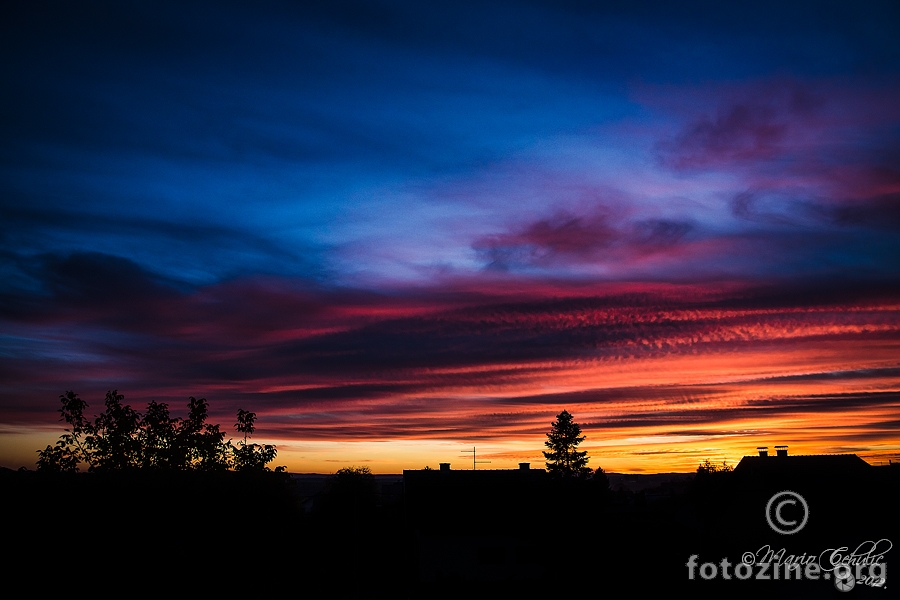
[734,445,872,478]
[403,463,553,585]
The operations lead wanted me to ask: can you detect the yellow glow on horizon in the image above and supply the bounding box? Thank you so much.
[4,321,899,474]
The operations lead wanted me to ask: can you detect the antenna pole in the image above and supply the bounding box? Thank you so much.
[460,446,491,470]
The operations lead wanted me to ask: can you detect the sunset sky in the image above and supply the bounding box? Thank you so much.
[2,1,899,473]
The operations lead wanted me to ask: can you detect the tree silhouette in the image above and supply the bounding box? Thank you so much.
[696,458,732,475]
[593,466,610,495]
[235,409,256,445]
[182,396,229,471]
[36,391,273,473]
[325,466,377,516]
[331,466,376,497]
[543,410,591,478]
[37,391,92,472]
[88,390,143,471]
[141,400,180,469]
[35,438,80,472]
[233,408,277,472]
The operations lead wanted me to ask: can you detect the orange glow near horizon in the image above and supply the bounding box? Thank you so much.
[4,287,900,474]
[251,332,900,473]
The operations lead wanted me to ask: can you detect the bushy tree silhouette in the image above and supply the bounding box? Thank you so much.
[696,458,732,475]
[141,400,179,469]
[35,438,80,473]
[233,408,277,472]
[331,466,376,499]
[325,466,377,517]
[37,391,93,472]
[182,396,230,471]
[36,391,275,473]
[235,409,255,444]
[543,410,591,478]
[90,390,143,471]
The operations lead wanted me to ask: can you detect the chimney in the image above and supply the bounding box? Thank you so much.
[757,447,768,457]
[775,445,788,457]
[519,462,530,470]
[439,463,451,471]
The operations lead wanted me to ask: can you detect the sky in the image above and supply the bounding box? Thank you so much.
[2,0,899,472]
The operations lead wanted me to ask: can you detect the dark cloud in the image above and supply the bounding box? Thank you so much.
[815,193,900,230]
[473,212,617,269]
[661,103,790,170]
[40,252,178,305]
[629,219,693,251]
[587,391,900,431]
[0,197,327,286]
[5,271,899,414]
[730,191,803,226]
[257,388,900,441]
[472,210,697,271]
[0,251,183,325]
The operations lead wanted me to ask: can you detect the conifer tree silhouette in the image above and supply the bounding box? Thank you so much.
[543,410,591,478]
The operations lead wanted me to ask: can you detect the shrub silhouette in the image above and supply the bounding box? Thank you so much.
[696,458,733,475]
[323,466,377,517]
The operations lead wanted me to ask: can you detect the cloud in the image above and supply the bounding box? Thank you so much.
[473,212,617,270]
[814,193,900,230]
[4,268,899,426]
[472,209,696,273]
[661,102,790,170]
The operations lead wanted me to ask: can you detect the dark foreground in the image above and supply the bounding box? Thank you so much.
[3,464,897,599]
